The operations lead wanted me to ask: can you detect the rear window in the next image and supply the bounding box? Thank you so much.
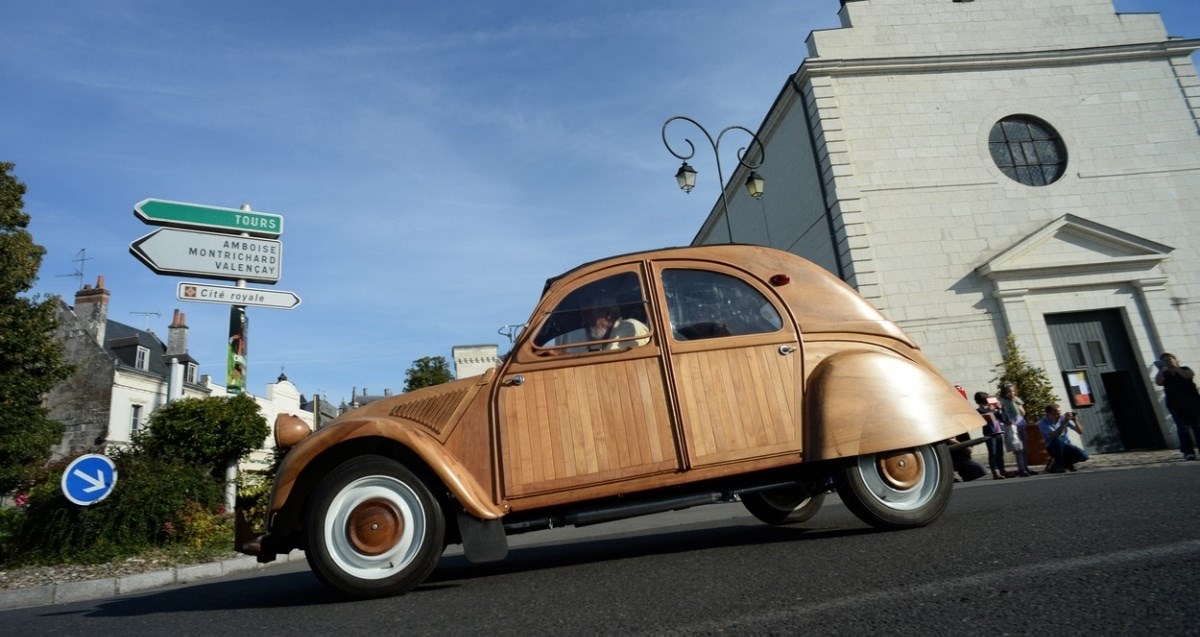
[661,269,782,340]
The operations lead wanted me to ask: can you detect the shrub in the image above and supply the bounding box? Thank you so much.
[236,471,274,536]
[133,393,269,478]
[3,451,226,566]
[993,334,1060,423]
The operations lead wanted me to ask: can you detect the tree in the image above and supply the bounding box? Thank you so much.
[992,334,1060,422]
[0,162,73,494]
[133,393,269,478]
[404,356,453,392]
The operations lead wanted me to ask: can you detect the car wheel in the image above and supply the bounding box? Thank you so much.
[742,488,825,525]
[834,442,952,530]
[305,455,444,597]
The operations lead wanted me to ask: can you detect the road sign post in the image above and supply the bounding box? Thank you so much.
[177,282,301,309]
[61,454,118,506]
[129,228,282,284]
[130,198,294,413]
[134,199,283,237]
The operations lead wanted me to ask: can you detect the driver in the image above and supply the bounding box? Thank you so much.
[556,299,649,353]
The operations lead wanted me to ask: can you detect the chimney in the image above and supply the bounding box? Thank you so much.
[166,309,188,356]
[74,275,110,347]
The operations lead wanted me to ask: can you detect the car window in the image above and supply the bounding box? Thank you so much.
[533,272,652,353]
[661,269,783,340]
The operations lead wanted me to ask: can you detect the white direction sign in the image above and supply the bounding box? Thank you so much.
[130,228,282,284]
[177,282,301,310]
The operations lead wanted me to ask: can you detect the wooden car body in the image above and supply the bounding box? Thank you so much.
[239,245,979,595]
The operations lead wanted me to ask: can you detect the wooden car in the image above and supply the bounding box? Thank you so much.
[237,245,979,597]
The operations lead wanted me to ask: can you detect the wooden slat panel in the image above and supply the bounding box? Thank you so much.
[674,344,801,466]
[499,358,677,497]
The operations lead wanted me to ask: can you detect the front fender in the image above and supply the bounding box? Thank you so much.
[270,416,504,522]
[805,350,978,461]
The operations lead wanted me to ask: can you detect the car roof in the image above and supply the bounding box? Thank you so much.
[538,244,913,346]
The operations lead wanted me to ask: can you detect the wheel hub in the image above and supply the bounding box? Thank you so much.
[346,497,404,556]
[875,449,924,490]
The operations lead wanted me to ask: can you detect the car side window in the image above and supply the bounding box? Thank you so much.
[661,269,783,341]
[533,272,652,354]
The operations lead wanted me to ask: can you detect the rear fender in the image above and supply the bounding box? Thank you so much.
[805,350,978,461]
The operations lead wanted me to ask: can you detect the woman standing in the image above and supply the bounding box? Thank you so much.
[974,391,1008,479]
[998,383,1032,476]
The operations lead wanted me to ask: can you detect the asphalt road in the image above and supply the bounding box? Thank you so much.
[3,463,1198,636]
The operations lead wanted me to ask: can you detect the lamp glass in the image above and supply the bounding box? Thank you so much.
[675,162,697,193]
[745,171,765,198]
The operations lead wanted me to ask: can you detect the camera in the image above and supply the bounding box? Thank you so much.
[1064,412,1075,419]
[1154,359,1166,370]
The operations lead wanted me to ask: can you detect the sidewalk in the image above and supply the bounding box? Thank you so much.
[0,550,307,611]
[0,448,1192,611]
[1014,448,1186,473]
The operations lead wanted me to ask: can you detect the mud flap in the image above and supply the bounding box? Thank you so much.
[456,510,508,563]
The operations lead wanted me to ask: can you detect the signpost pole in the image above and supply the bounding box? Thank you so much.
[224,204,255,511]
[129,196,294,511]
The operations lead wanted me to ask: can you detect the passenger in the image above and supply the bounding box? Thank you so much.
[1037,404,1089,473]
[974,391,1008,480]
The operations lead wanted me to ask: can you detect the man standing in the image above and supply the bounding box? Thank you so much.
[1038,404,1089,473]
[1155,352,1200,461]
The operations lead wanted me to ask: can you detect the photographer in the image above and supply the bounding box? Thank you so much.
[1037,404,1089,473]
[1154,352,1200,461]
[974,391,1009,479]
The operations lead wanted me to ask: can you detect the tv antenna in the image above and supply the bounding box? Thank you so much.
[129,311,160,331]
[56,248,93,290]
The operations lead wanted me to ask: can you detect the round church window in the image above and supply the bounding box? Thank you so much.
[988,115,1067,186]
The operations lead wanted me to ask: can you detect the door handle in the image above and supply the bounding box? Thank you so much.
[779,345,797,355]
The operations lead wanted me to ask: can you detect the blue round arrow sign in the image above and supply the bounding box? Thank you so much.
[61,454,118,506]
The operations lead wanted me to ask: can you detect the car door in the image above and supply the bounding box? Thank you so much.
[653,262,803,468]
[496,265,681,500]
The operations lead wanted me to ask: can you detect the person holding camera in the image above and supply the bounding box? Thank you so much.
[1154,352,1200,461]
[974,391,1009,479]
[1037,404,1089,473]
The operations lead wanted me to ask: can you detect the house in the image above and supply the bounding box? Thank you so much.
[452,344,502,379]
[47,276,316,468]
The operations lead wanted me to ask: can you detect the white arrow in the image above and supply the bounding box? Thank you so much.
[74,468,107,493]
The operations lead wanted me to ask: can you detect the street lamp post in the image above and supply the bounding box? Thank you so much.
[661,115,766,244]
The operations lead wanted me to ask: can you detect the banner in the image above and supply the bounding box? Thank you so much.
[227,305,248,394]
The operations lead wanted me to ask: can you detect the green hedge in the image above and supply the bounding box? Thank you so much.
[1,451,227,566]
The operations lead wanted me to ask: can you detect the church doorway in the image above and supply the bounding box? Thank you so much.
[1044,310,1163,452]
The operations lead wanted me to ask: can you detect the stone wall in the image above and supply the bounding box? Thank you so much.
[46,301,115,459]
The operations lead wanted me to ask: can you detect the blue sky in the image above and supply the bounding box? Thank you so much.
[5,1,1198,406]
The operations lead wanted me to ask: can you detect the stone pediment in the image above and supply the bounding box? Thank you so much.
[979,214,1172,284]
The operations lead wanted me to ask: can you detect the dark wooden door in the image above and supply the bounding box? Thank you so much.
[1045,310,1162,452]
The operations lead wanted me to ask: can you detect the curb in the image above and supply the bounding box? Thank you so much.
[0,551,307,611]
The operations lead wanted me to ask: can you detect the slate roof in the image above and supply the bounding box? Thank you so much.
[105,320,171,376]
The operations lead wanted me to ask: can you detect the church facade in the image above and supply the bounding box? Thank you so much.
[693,0,1200,453]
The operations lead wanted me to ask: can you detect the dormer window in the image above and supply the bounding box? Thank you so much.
[186,363,199,384]
[135,346,150,371]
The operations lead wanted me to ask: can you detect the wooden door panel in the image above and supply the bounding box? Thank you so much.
[674,344,801,466]
[498,357,677,498]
